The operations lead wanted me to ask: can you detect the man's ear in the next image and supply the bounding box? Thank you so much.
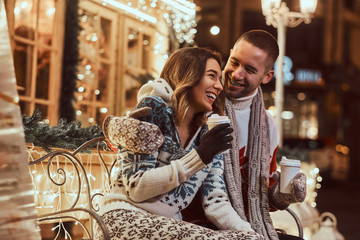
[261,69,274,84]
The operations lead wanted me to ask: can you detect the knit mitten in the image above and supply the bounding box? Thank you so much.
[102,107,164,154]
[196,123,233,164]
[268,171,307,210]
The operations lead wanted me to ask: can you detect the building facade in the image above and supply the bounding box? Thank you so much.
[5,0,197,125]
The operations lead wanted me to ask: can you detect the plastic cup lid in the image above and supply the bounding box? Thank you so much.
[207,114,230,123]
[280,156,301,167]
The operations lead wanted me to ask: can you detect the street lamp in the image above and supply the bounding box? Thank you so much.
[261,0,317,147]
[261,0,318,147]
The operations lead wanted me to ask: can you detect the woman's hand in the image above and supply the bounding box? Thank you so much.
[196,123,233,164]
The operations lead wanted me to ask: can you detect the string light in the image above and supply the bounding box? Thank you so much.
[102,0,157,23]
[27,147,115,236]
[101,0,197,44]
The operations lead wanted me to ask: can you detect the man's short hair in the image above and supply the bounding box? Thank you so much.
[235,30,279,69]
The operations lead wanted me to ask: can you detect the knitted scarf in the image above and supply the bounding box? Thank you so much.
[224,87,278,240]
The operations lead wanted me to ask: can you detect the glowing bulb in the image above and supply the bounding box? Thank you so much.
[20,1,28,8]
[47,7,55,16]
[35,174,42,183]
[297,92,306,101]
[281,111,294,120]
[77,74,84,80]
[14,7,20,15]
[210,25,220,35]
[100,108,108,113]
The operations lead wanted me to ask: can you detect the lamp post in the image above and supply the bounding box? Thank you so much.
[261,0,318,147]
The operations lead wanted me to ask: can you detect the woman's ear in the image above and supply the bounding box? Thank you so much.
[261,69,275,85]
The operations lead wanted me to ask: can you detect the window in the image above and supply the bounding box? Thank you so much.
[6,0,65,124]
[264,91,319,140]
[76,1,117,126]
[121,18,156,114]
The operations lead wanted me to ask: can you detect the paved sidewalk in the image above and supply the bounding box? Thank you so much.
[315,180,360,240]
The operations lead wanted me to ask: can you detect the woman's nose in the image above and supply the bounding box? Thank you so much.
[214,79,223,91]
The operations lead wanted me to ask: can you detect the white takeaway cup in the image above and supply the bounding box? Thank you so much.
[207,114,230,130]
[280,156,301,194]
[207,114,231,154]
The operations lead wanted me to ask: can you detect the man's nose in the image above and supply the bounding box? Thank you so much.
[233,66,245,79]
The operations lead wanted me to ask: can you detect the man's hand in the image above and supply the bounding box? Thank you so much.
[268,171,307,210]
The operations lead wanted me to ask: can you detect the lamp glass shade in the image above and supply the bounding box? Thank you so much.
[261,0,281,16]
[300,0,318,14]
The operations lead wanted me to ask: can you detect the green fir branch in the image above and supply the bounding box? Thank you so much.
[23,110,104,152]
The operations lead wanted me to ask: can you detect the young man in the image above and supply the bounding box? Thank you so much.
[220,30,306,239]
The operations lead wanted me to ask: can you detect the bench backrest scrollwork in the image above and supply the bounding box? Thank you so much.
[28,136,117,240]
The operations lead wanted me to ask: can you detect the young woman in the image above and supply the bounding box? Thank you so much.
[97,47,265,240]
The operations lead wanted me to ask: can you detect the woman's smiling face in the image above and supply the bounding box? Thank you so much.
[189,58,223,113]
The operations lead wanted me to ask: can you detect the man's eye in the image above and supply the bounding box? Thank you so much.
[231,60,238,66]
[246,68,256,74]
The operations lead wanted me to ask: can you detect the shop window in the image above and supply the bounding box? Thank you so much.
[76,2,117,126]
[5,0,64,124]
[264,91,319,140]
[122,19,155,113]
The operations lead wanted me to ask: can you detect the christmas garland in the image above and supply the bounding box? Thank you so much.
[23,111,104,152]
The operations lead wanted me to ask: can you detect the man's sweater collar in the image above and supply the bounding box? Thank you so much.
[228,88,258,110]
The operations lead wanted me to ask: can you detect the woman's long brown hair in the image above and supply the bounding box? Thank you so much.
[160,47,224,130]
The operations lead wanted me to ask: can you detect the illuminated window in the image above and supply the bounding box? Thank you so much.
[75,2,117,126]
[6,0,65,124]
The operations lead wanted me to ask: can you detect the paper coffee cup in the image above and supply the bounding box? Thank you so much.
[207,114,231,153]
[280,156,301,193]
[207,114,230,130]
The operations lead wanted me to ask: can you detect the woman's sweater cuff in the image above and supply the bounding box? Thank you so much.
[179,149,206,177]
